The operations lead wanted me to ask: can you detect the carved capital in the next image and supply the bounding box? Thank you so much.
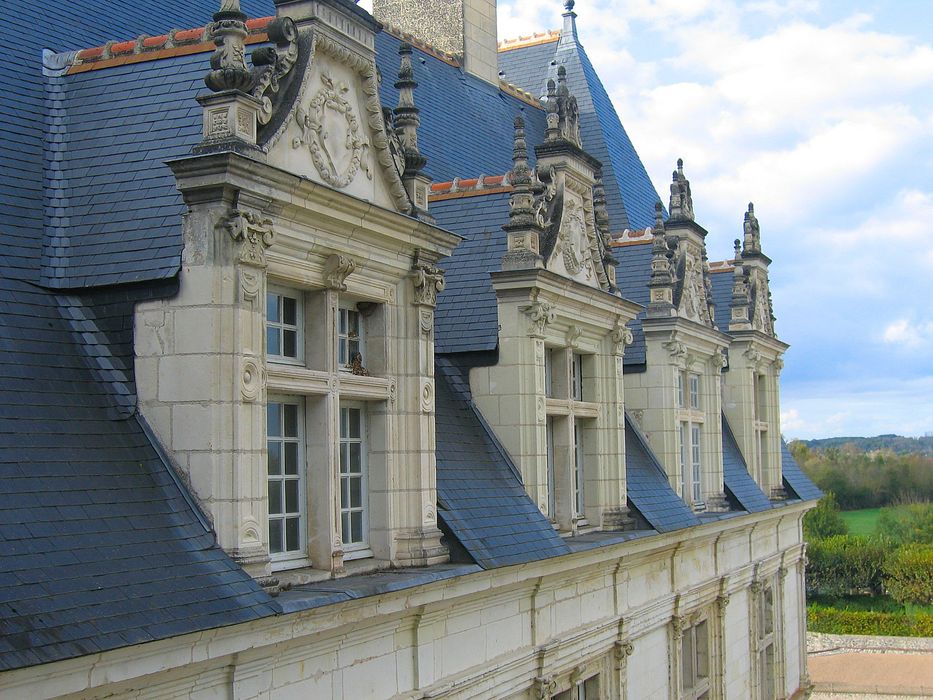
[323,253,356,291]
[671,615,687,641]
[609,320,634,356]
[533,675,557,700]
[663,338,687,360]
[716,594,730,615]
[522,300,556,338]
[565,324,584,347]
[743,347,762,365]
[223,209,274,267]
[614,640,634,667]
[410,254,445,307]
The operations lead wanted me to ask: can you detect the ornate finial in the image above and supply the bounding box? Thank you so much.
[668,158,694,221]
[564,0,576,11]
[393,43,427,177]
[205,0,254,93]
[546,65,581,146]
[594,171,618,292]
[729,259,750,330]
[544,79,560,141]
[647,202,674,315]
[502,114,544,270]
[743,201,761,254]
[734,238,741,260]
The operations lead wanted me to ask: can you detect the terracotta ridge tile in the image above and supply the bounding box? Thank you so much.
[70,16,274,68]
[497,30,561,52]
[429,174,513,200]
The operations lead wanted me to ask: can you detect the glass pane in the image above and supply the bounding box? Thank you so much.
[348,408,361,439]
[583,675,599,699]
[339,308,347,334]
[350,476,362,508]
[267,403,281,437]
[268,518,282,554]
[696,620,709,678]
[348,310,360,335]
[267,293,279,322]
[349,339,360,362]
[285,516,299,552]
[341,512,350,544]
[351,511,363,543]
[340,478,349,509]
[267,442,282,475]
[268,480,283,515]
[340,443,349,474]
[338,338,348,365]
[284,479,299,513]
[284,442,298,474]
[682,631,695,690]
[282,296,296,325]
[283,403,298,437]
[266,327,280,356]
[349,442,361,472]
[283,329,296,358]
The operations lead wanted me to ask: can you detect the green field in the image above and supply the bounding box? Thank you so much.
[840,507,883,537]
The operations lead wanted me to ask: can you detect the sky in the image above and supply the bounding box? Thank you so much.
[361,0,933,440]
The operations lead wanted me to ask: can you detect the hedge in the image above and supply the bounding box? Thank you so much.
[806,535,887,596]
[807,606,933,637]
[884,544,933,605]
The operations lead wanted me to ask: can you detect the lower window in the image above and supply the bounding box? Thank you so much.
[681,618,711,700]
[339,404,368,554]
[554,673,600,700]
[267,399,304,557]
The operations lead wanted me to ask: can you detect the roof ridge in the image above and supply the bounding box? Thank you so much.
[429,174,513,201]
[497,30,561,52]
[66,16,273,70]
[379,23,462,66]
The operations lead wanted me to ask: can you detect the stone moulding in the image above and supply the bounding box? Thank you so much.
[271,29,411,214]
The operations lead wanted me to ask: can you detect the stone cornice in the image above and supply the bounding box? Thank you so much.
[641,315,732,354]
[728,329,790,355]
[168,151,460,259]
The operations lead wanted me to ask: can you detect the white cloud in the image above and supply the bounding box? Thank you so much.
[883,319,933,349]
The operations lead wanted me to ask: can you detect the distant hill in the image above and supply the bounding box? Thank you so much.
[801,434,933,457]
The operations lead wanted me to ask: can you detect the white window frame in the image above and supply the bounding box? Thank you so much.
[691,425,702,504]
[546,417,556,520]
[755,582,778,700]
[545,347,555,398]
[571,352,584,401]
[680,617,711,700]
[689,373,700,409]
[675,370,685,408]
[266,397,305,563]
[337,304,364,370]
[573,418,586,521]
[339,402,370,558]
[266,287,303,364]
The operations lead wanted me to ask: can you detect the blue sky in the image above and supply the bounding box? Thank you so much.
[495,0,933,440]
[361,0,933,439]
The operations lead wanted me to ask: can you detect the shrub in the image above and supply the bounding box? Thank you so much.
[803,492,848,541]
[807,606,933,637]
[877,503,933,546]
[806,535,886,596]
[884,544,933,605]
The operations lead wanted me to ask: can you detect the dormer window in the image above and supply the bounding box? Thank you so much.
[338,305,363,369]
[676,369,705,510]
[267,289,302,362]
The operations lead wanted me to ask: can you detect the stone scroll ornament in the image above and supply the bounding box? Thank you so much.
[293,73,372,189]
[223,209,275,267]
[249,17,299,125]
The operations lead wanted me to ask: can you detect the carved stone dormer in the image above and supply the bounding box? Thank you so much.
[660,160,715,328]
[502,116,545,270]
[393,43,432,218]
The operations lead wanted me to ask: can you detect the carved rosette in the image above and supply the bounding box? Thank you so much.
[410,257,446,307]
[293,73,372,189]
[523,301,556,338]
[223,209,275,267]
[323,253,356,291]
[240,357,265,401]
[420,379,435,414]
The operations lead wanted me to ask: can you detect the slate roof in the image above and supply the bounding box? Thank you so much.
[781,440,823,502]
[721,414,774,513]
[710,268,734,334]
[0,275,278,672]
[624,413,701,532]
[612,241,653,366]
[498,26,662,231]
[434,355,570,568]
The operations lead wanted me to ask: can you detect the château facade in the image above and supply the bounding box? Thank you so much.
[0,0,820,698]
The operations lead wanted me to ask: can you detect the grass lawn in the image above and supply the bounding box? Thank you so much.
[840,507,883,537]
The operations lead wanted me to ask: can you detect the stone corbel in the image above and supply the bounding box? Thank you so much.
[323,253,357,291]
[663,333,687,360]
[522,296,556,338]
[609,319,634,357]
[743,346,762,365]
[223,208,275,267]
[533,675,557,700]
[565,324,584,348]
[410,251,446,307]
[613,640,635,669]
[773,358,784,373]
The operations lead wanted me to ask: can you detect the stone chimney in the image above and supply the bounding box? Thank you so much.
[372,0,499,85]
